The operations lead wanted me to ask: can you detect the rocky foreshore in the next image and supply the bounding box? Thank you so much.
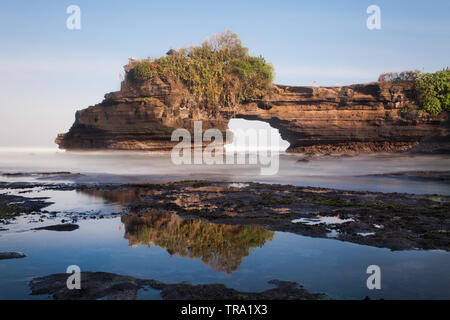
[29,272,325,300]
[1,179,449,251]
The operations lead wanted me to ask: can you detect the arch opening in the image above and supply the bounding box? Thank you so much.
[225,119,290,153]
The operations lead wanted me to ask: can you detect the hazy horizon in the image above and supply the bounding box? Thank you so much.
[1,0,449,147]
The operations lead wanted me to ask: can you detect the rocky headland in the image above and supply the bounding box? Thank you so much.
[56,59,449,154]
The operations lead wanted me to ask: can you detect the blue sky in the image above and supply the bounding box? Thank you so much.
[0,0,449,147]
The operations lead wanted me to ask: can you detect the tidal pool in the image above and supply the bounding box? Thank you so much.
[1,150,449,299]
[0,187,449,300]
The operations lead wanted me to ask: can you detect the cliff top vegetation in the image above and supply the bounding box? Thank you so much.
[130,30,274,109]
[379,68,450,116]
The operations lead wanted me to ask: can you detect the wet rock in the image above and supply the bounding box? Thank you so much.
[0,252,26,260]
[33,224,79,232]
[364,170,450,183]
[1,180,449,251]
[0,193,53,219]
[29,272,147,300]
[161,279,324,300]
[29,272,325,300]
[101,180,450,251]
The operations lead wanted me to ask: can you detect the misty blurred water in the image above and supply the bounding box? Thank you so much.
[1,148,449,194]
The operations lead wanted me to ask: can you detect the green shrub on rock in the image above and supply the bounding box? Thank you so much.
[129,30,274,108]
[130,60,157,82]
[416,69,450,115]
[379,68,450,116]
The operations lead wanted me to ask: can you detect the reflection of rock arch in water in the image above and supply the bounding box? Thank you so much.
[121,211,275,274]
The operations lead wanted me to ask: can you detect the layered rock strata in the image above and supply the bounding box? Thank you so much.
[56,61,449,153]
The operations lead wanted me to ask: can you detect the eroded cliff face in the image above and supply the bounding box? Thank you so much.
[238,82,449,153]
[56,62,235,151]
[56,63,449,153]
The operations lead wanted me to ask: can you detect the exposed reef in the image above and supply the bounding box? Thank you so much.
[110,181,450,251]
[1,180,448,251]
[0,252,26,260]
[0,193,52,220]
[56,58,450,153]
[362,170,450,183]
[29,272,325,300]
[33,224,79,232]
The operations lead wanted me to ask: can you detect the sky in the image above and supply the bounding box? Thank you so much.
[0,0,449,147]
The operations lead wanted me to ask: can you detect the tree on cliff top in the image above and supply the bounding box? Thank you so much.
[130,30,274,108]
